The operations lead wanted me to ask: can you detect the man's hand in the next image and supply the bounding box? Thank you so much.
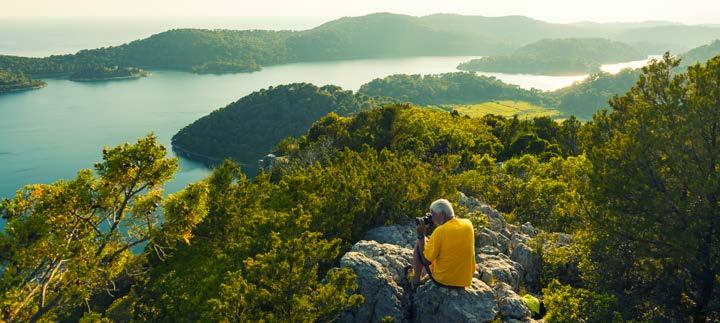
[416,223,426,239]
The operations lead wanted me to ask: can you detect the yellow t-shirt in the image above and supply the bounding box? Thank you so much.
[423,217,476,287]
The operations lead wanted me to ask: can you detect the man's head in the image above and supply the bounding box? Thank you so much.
[429,199,454,226]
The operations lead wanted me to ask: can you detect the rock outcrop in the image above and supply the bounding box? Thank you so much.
[339,192,564,322]
[363,223,417,249]
[340,241,413,322]
[476,253,524,291]
[414,279,498,323]
[494,282,532,321]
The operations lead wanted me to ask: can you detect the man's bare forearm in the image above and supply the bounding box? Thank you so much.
[416,236,428,263]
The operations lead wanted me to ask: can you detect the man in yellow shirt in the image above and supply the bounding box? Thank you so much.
[411,199,476,288]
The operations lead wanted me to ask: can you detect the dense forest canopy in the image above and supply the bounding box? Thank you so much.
[547,39,720,118]
[0,29,293,76]
[69,66,148,81]
[171,83,393,173]
[551,68,641,119]
[457,38,646,75]
[358,72,550,106]
[0,69,45,93]
[1,13,719,78]
[2,54,720,321]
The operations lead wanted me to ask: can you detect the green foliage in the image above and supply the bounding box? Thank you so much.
[581,53,720,320]
[458,38,646,75]
[0,29,293,76]
[542,280,621,323]
[69,66,148,81]
[2,14,719,78]
[203,233,362,322]
[530,232,583,287]
[358,72,550,106]
[190,60,260,74]
[275,148,456,243]
[129,161,365,320]
[453,154,588,232]
[0,69,45,93]
[172,83,392,174]
[552,68,641,119]
[0,134,197,322]
[305,105,580,164]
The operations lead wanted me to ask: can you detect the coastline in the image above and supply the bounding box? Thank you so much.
[0,83,46,95]
[69,74,147,82]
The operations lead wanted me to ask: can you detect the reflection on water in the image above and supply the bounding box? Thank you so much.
[600,55,663,74]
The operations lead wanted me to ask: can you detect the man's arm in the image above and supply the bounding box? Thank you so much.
[419,225,440,263]
[417,236,428,263]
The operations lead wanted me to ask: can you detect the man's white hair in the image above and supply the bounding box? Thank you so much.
[430,199,454,217]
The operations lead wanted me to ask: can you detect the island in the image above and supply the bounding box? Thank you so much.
[358,72,552,106]
[171,83,394,173]
[457,38,648,75]
[5,13,719,79]
[69,66,148,82]
[0,69,46,94]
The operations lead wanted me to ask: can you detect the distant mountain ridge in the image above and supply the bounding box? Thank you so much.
[457,38,646,75]
[2,12,720,77]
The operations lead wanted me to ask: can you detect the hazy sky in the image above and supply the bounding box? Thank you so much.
[2,0,719,24]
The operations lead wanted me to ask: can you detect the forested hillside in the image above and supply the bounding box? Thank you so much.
[457,38,646,75]
[171,83,392,172]
[2,54,719,321]
[551,68,641,119]
[0,29,293,76]
[358,72,550,106]
[0,69,46,93]
[2,13,720,78]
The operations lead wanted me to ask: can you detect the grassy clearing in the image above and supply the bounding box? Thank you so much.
[430,101,561,119]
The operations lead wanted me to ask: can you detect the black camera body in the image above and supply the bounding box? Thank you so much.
[415,212,433,226]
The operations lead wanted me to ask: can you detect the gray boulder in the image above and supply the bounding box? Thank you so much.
[476,253,524,291]
[414,278,498,323]
[340,241,413,323]
[363,223,417,249]
[476,226,511,254]
[478,245,501,256]
[458,191,482,211]
[520,222,539,238]
[509,232,531,252]
[478,204,506,232]
[493,282,531,321]
[458,192,506,232]
[510,242,541,291]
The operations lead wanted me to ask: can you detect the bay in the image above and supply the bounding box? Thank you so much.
[0,55,657,203]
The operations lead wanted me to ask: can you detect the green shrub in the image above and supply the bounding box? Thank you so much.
[543,280,621,323]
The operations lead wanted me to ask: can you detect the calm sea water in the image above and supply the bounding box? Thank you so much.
[0,56,482,202]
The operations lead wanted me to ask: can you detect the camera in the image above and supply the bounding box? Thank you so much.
[415,212,433,226]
